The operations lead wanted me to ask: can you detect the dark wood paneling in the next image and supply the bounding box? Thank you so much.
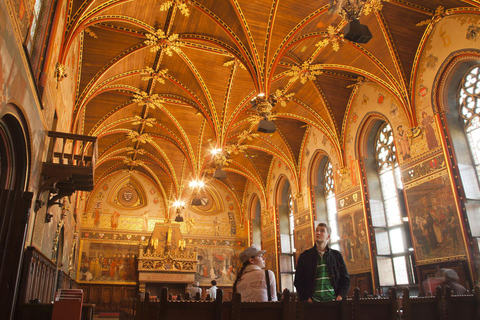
[80,284,136,312]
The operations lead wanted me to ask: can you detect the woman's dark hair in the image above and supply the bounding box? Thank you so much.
[211,280,217,286]
[233,260,251,294]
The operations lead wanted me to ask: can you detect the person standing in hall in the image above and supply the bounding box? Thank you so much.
[208,280,217,300]
[294,222,350,302]
[233,246,277,301]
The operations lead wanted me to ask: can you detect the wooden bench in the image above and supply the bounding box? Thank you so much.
[120,285,480,320]
[353,287,398,320]
[231,289,292,320]
[403,286,444,320]
[444,285,480,320]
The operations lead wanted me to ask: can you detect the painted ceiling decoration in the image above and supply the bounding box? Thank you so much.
[62,0,477,212]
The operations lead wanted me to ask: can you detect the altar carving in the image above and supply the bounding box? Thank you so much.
[137,223,198,283]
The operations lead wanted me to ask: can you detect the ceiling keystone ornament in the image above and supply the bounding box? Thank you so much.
[330,0,389,21]
[223,58,247,70]
[273,89,295,107]
[249,95,278,122]
[316,25,344,52]
[127,147,147,155]
[286,61,323,85]
[127,131,154,144]
[142,67,168,84]
[84,27,97,39]
[132,115,157,127]
[159,0,192,17]
[416,6,447,27]
[133,91,165,110]
[122,159,145,166]
[144,29,185,55]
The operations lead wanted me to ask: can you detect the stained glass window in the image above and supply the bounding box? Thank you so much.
[374,123,413,286]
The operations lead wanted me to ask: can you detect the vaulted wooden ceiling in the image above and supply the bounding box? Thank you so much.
[63,0,479,209]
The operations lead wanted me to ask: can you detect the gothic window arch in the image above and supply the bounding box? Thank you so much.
[310,153,339,250]
[457,64,480,252]
[372,122,414,287]
[277,177,295,292]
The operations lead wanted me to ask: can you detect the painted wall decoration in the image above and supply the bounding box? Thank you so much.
[195,246,241,286]
[294,226,313,260]
[338,208,371,273]
[405,173,467,264]
[262,240,278,277]
[77,241,137,284]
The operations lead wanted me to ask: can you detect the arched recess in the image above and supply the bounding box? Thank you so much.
[249,194,262,246]
[275,175,294,292]
[357,113,414,292]
[0,103,33,318]
[308,150,339,249]
[0,104,30,191]
[433,50,480,284]
[309,150,329,222]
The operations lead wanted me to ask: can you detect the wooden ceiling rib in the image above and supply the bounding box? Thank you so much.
[68,0,480,206]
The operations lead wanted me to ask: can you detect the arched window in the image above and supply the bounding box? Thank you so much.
[311,155,340,251]
[373,123,414,287]
[324,161,339,250]
[278,179,295,292]
[459,66,480,183]
[458,65,480,251]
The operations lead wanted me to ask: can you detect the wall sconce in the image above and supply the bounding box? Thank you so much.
[45,212,53,223]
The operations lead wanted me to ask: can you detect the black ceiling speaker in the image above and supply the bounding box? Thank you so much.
[213,168,227,179]
[191,196,202,206]
[344,18,372,44]
[257,119,276,133]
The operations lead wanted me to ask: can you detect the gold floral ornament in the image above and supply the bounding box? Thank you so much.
[331,0,389,21]
[142,67,169,84]
[133,91,165,110]
[316,25,344,52]
[84,27,97,38]
[127,147,147,155]
[144,29,185,56]
[223,58,247,70]
[273,89,295,107]
[237,130,260,141]
[416,6,446,27]
[159,0,192,17]
[248,95,278,125]
[54,62,67,87]
[346,76,365,88]
[127,131,154,144]
[132,115,157,127]
[286,61,323,85]
[123,159,145,166]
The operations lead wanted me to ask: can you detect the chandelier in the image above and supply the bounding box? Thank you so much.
[250,95,278,133]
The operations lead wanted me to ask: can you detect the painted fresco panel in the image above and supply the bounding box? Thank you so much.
[194,246,241,286]
[338,208,371,273]
[77,241,137,284]
[294,226,313,261]
[405,174,467,264]
[263,240,278,279]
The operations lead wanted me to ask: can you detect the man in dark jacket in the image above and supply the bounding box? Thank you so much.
[294,222,350,301]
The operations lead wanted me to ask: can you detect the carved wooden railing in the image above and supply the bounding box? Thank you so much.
[36,131,97,212]
[120,285,480,320]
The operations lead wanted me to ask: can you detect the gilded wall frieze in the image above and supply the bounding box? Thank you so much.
[402,153,446,186]
[337,191,363,211]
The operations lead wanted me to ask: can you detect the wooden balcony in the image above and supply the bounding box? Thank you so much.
[36,131,97,211]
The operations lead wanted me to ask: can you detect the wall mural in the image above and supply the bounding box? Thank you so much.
[405,173,467,264]
[77,241,138,284]
[195,246,241,286]
[294,226,313,260]
[338,208,371,273]
[262,240,277,278]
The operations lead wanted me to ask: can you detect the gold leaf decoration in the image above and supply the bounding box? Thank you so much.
[144,29,185,55]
